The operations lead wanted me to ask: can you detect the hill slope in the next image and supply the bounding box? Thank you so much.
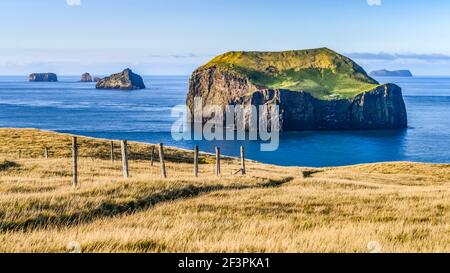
[201,48,379,99]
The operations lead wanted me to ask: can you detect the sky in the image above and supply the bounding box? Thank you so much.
[1,0,450,75]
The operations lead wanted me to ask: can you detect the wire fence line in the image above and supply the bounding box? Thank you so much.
[1,134,247,188]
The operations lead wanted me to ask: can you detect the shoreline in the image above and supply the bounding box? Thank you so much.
[0,127,250,163]
[0,127,448,168]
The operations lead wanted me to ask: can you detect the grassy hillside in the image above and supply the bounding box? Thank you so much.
[201,48,379,99]
[0,129,449,253]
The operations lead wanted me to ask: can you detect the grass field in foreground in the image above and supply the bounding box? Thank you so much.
[0,129,449,253]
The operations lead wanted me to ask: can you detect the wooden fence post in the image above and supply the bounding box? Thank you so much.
[121,140,129,178]
[159,143,167,178]
[110,141,115,163]
[150,146,155,166]
[194,145,199,177]
[240,146,246,175]
[72,137,78,188]
[215,147,221,176]
[44,147,49,159]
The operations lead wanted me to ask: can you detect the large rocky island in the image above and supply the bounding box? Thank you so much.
[96,68,145,90]
[29,73,58,82]
[187,48,408,131]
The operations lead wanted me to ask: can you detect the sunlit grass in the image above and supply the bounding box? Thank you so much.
[201,48,379,100]
[0,129,448,253]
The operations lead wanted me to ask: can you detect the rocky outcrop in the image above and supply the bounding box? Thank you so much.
[80,73,93,82]
[370,70,413,77]
[188,66,258,110]
[188,65,408,131]
[29,73,58,82]
[242,84,407,130]
[95,69,145,90]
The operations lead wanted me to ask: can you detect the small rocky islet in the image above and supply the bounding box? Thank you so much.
[187,47,408,131]
[27,70,145,90]
[29,73,58,82]
[95,68,146,90]
[80,73,93,82]
[79,73,101,83]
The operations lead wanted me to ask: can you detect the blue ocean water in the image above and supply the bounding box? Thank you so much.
[0,75,449,167]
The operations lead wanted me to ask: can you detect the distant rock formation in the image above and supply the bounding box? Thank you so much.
[94,77,102,82]
[29,73,58,82]
[370,70,413,77]
[95,69,145,90]
[80,73,93,82]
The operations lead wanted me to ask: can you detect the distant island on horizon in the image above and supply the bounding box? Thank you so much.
[370,69,414,77]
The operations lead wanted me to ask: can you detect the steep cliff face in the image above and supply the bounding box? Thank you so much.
[241,84,407,130]
[187,66,258,110]
[349,84,407,129]
[187,48,408,131]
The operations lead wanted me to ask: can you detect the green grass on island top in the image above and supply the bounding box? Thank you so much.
[201,48,380,100]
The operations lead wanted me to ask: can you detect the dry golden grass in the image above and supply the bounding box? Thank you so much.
[0,129,449,253]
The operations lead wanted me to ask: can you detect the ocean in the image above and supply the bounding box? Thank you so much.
[0,75,449,167]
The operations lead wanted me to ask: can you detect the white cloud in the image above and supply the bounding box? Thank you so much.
[66,0,81,6]
[367,0,381,6]
[347,52,450,62]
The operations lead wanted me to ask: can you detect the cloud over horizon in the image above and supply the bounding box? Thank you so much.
[347,52,450,62]
[367,0,382,6]
[2,48,450,76]
[66,0,81,6]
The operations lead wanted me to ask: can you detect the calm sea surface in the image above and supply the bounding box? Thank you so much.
[0,75,449,166]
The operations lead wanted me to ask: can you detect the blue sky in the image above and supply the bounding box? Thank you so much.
[1,0,450,75]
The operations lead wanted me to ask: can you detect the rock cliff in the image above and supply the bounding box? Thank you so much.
[241,84,407,130]
[187,48,407,131]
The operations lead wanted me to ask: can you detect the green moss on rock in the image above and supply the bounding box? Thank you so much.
[200,48,379,100]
